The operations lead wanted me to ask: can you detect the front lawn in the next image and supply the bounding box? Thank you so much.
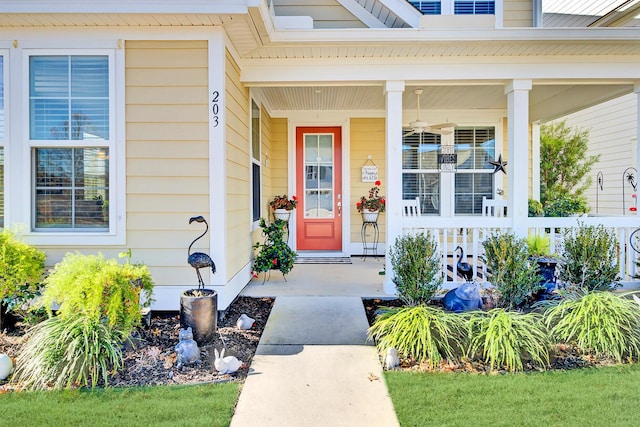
[0,382,239,427]
[386,364,640,426]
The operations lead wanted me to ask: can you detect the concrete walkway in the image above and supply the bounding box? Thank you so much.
[230,296,400,427]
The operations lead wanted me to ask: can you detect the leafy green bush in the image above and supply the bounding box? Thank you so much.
[252,218,297,278]
[543,194,588,217]
[466,309,550,372]
[368,305,466,369]
[0,229,46,328]
[40,252,154,337]
[389,233,441,305]
[528,198,544,217]
[559,224,620,291]
[483,232,543,309]
[544,291,640,362]
[12,314,124,390]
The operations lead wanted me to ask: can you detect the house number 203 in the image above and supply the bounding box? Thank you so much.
[211,91,220,127]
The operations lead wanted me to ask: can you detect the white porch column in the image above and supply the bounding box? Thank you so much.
[531,121,541,200]
[384,81,405,295]
[505,79,532,237]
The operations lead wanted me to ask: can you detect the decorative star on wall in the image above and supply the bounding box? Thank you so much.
[489,154,508,175]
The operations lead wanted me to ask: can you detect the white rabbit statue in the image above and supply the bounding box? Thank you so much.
[385,347,400,370]
[236,313,255,330]
[214,348,243,374]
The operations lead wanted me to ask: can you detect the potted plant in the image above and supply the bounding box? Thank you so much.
[526,233,560,297]
[356,180,386,223]
[0,229,46,330]
[269,194,298,221]
[182,216,218,346]
[252,218,297,282]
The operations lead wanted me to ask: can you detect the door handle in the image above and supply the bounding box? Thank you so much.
[337,201,342,216]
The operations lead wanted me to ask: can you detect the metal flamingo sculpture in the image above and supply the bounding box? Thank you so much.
[455,246,474,282]
[188,216,216,289]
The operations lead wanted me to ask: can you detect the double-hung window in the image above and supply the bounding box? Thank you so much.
[402,126,496,215]
[29,54,112,232]
[251,99,261,223]
[454,127,495,214]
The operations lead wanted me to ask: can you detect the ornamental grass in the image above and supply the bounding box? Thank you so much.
[544,291,640,362]
[368,305,466,369]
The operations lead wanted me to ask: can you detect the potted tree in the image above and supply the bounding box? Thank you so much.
[182,216,218,346]
[356,180,386,223]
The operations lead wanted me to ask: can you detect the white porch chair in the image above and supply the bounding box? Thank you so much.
[402,197,421,218]
[482,196,507,217]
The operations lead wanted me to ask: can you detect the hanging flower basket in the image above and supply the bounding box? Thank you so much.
[361,211,380,223]
[273,209,292,222]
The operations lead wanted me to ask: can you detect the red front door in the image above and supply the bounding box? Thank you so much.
[296,127,342,251]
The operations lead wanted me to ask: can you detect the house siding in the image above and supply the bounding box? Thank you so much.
[225,49,253,277]
[350,118,386,247]
[503,0,533,28]
[125,40,210,288]
[554,94,638,215]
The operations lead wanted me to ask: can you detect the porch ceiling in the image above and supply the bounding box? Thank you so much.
[258,83,635,122]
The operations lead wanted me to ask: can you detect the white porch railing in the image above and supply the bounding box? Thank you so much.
[401,216,640,289]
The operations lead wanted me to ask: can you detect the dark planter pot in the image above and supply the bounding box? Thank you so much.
[180,289,217,346]
[534,257,559,297]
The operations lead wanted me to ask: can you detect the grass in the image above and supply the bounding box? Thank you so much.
[0,382,240,427]
[385,364,640,427]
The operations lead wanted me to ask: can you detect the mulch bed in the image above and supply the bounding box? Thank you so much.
[0,296,274,391]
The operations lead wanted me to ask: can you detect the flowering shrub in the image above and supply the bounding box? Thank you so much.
[356,181,386,213]
[269,195,298,210]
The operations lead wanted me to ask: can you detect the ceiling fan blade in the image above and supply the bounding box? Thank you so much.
[403,130,417,137]
[429,122,457,130]
[430,128,453,135]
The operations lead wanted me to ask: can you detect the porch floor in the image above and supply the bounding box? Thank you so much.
[240,256,392,298]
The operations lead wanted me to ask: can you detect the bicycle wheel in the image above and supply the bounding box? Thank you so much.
[630,228,640,255]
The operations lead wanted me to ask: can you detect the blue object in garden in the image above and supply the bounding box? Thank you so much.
[534,257,559,300]
[443,282,482,313]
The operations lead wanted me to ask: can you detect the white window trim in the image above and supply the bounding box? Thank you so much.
[16,46,125,246]
[250,97,262,228]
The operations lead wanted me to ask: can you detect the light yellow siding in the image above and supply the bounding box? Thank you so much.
[350,118,386,246]
[125,40,210,287]
[503,0,533,28]
[225,50,253,277]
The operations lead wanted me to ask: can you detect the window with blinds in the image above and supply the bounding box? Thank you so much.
[30,55,110,230]
[408,1,495,15]
[454,127,495,214]
[402,132,441,215]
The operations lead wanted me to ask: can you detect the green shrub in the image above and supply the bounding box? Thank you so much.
[528,198,544,217]
[40,252,154,337]
[466,309,550,372]
[368,305,466,369]
[389,233,441,306]
[559,224,620,291]
[483,232,543,309]
[544,291,640,362]
[543,194,588,217]
[252,218,297,278]
[0,229,46,328]
[12,314,124,390]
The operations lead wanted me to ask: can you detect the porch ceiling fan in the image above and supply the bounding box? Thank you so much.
[403,88,456,137]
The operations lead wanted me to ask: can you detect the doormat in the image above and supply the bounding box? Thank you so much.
[295,257,353,264]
